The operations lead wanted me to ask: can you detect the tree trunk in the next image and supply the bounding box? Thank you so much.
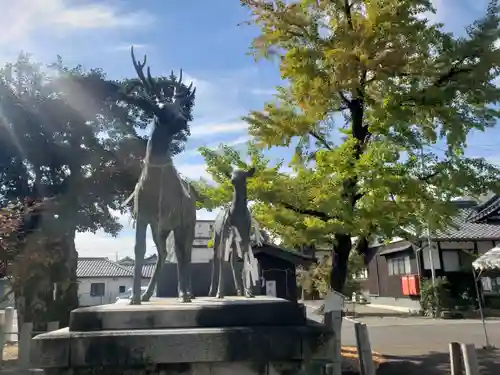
[56,228,79,327]
[15,271,51,333]
[330,234,352,293]
[45,227,79,327]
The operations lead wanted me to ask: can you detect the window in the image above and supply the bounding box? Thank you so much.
[119,285,126,293]
[352,268,368,279]
[481,277,500,293]
[422,246,442,270]
[90,283,105,297]
[388,256,411,276]
[442,251,460,272]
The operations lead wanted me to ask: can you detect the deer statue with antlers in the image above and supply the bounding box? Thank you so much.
[123,46,198,304]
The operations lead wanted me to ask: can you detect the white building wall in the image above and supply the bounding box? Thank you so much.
[195,221,214,239]
[78,277,150,307]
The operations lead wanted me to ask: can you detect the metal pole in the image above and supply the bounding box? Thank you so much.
[472,268,491,348]
[426,228,437,286]
[421,147,437,287]
[421,146,438,317]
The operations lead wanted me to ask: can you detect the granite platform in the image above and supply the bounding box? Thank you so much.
[31,297,335,375]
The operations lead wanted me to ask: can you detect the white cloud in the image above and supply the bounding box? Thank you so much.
[53,4,153,29]
[0,0,153,47]
[190,121,248,137]
[177,134,251,161]
[177,163,212,181]
[177,72,248,121]
[250,88,276,96]
[113,43,149,52]
[76,230,152,259]
[228,135,251,147]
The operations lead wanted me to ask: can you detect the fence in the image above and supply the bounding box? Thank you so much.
[0,308,60,372]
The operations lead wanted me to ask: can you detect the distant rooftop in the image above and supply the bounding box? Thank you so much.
[77,257,134,278]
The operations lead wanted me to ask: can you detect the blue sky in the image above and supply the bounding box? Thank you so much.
[2,0,499,258]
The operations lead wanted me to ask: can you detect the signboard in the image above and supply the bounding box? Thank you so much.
[265,280,277,297]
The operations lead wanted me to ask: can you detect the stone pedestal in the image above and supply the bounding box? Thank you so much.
[31,297,334,375]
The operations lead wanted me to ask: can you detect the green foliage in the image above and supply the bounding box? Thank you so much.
[420,277,454,316]
[238,0,500,239]
[195,1,500,290]
[297,251,365,298]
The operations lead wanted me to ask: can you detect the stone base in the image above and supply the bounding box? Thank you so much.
[32,297,334,375]
[69,296,307,331]
[43,362,304,375]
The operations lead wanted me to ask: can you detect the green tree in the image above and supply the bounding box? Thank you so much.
[0,54,132,326]
[197,0,500,292]
[298,251,365,299]
[0,51,196,326]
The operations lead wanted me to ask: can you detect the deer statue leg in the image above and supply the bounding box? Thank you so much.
[230,252,243,296]
[185,233,194,300]
[131,215,148,305]
[142,225,169,302]
[242,246,255,298]
[208,247,218,297]
[174,228,192,303]
[215,235,227,299]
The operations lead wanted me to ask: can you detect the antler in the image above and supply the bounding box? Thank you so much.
[171,69,196,104]
[130,46,160,98]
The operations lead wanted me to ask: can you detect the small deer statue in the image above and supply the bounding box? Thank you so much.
[209,167,263,298]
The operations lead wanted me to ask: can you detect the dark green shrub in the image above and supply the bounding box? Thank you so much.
[420,277,454,317]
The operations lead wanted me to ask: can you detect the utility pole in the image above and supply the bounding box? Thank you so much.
[421,146,438,315]
[420,147,436,285]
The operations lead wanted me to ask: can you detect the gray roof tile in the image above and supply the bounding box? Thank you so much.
[121,264,156,278]
[431,207,500,240]
[77,258,134,278]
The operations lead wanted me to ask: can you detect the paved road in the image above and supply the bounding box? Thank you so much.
[305,303,500,374]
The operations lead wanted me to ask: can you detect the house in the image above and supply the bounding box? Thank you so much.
[78,219,314,303]
[76,220,215,307]
[365,196,500,311]
[77,257,151,306]
[253,242,315,301]
[156,240,315,301]
[151,223,316,301]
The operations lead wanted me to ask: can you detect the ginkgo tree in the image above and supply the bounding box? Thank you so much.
[196,0,500,292]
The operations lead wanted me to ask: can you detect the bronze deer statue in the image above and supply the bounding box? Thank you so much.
[123,47,197,304]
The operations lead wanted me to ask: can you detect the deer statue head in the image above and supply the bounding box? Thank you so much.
[229,167,256,188]
[128,46,196,139]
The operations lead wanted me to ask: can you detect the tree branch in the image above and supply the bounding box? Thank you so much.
[353,192,365,205]
[418,171,440,182]
[344,0,354,29]
[400,62,474,106]
[338,91,350,105]
[309,131,333,151]
[280,202,338,222]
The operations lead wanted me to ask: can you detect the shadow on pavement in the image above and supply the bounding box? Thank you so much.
[378,349,500,375]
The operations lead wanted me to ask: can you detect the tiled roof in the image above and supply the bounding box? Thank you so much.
[117,254,157,278]
[121,263,156,278]
[468,196,500,223]
[141,263,156,278]
[77,258,134,278]
[431,206,500,241]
